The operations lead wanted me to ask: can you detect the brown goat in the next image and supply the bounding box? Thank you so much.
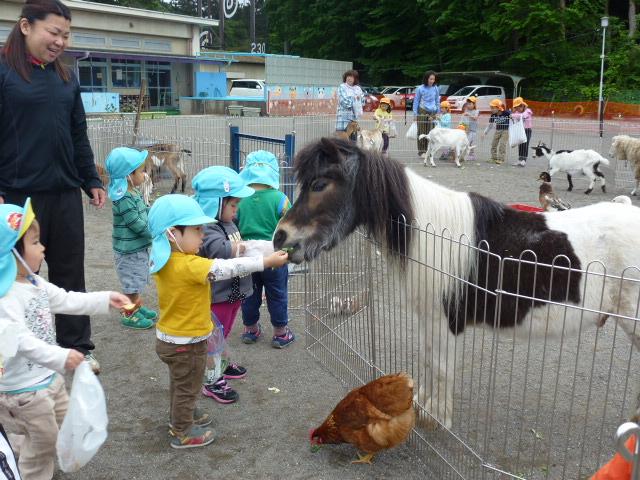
[335,121,360,141]
[145,143,191,194]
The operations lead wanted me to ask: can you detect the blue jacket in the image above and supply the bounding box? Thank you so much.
[413,85,440,116]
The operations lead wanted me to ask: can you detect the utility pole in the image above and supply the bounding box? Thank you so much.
[249,0,256,47]
[219,0,225,50]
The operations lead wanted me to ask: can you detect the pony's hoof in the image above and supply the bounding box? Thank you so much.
[567,187,573,192]
[585,189,593,195]
[602,186,607,193]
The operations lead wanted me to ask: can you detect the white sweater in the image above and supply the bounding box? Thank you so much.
[0,276,111,392]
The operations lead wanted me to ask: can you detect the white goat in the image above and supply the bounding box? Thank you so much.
[609,135,640,195]
[419,127,473,168]
[531,141,609,194]
[357,125,384,152]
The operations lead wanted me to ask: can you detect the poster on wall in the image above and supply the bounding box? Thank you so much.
[81,92,120,113]
[267,85,337,116]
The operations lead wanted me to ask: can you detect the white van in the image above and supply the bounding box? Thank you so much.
[447,85,506,112]
[229,79,265,98]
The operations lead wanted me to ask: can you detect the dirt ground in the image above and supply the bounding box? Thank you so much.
[47,135,637,480]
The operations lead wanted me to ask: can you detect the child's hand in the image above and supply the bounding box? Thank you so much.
[264,250,289,269]
[65,349,85,370]
[236,242,246,257]
[109,292,132,309]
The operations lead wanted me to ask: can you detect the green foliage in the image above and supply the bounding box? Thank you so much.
[265,0,638,100]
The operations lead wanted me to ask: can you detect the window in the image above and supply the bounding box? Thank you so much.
[488,87,503,96]
[111,59,142,88]
[145,61,172,108]
[78,57,108,92]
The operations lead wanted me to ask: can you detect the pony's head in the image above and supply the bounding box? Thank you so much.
[274,137,413,264]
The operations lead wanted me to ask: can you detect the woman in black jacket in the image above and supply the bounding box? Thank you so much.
[0,0,105,373]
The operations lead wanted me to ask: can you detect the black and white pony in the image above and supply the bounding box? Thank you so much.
[274,137,640,428]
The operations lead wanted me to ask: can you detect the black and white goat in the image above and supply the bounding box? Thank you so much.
[531,142,609,194]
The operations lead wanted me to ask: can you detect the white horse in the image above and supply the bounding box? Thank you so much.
[274,137,640,429]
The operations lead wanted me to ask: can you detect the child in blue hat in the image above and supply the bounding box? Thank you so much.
[192,166,255,404]
[148,194,288,449]
[237,150,295,348]
[105,147,156,329]
[0,199,129,479]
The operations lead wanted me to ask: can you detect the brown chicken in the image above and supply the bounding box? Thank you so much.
[309,372,415,464]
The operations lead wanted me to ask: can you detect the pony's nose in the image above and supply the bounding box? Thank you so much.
[273,229,287,249]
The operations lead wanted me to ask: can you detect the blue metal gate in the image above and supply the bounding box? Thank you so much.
[229,126,296,202]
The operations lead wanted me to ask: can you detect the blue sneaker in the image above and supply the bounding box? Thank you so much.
[271,327,295,349]
[241,324,262,344]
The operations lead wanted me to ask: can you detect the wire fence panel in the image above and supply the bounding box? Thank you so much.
[300,221,640,479]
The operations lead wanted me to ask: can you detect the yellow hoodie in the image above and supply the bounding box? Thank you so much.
[374,106,393,133]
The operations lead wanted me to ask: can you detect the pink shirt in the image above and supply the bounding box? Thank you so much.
[512,108,533,129]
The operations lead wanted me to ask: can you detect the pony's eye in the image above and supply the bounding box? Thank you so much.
[311,180,328,192]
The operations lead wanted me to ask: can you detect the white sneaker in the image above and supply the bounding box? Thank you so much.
[519,160,526,167]
[84,353,100,375]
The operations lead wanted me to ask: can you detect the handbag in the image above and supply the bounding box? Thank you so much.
[509,117,527,147]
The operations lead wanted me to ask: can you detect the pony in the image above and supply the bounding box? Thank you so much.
[273,137,640,429]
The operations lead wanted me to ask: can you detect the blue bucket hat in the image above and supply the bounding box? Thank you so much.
[148,194,216,273]
[0,198,35,298]
[192,166,255,219]
[239,150,281,190]
[105,147,148,201]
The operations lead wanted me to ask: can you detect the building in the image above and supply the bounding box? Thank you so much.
[0,0,351,115]
[0,0,221,111]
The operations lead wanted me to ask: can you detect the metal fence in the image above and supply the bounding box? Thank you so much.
[87,113,640,194]
[300,221,640,479]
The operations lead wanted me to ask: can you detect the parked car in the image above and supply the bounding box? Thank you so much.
[229,79,265,98]
[446,85,506,112]
[381,86,416,110]
[363,92,380,112]
[377,86,402,99]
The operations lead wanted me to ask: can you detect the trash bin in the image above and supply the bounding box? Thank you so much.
[227,105,243,116]
[242,106,261,117]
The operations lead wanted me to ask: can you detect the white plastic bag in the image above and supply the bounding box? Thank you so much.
[389,121,398,138]
[405,121,418,140]
[206,314,226,383]
[56,362,108,473]
[509,117,527,147]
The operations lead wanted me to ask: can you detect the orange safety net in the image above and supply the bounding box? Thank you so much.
[507,99,640,120]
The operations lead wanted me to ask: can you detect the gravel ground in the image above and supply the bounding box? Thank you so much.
[46,118,640,480]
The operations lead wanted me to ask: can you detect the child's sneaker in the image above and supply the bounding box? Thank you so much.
[241,324,262,344]
[138,306,158,320]
[271,327,295,349]
[202,378,239,404]
[120,311,153,330]
[170,425,215,449]
[168,407,212,436]
[223,362,247,380]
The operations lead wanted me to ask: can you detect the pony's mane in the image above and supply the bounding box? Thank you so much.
[294,138,415,258]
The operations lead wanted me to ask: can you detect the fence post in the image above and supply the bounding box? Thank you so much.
[284,133,296,166]
[230,125,240,171]
[550,111,555,149]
